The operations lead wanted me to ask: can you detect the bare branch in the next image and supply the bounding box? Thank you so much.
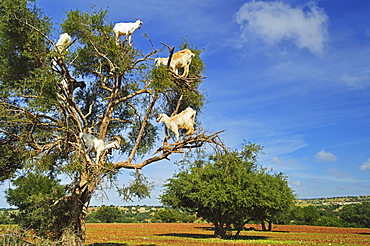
[110,118,133,124]
[126,102,141,118]
[84,102,95,119]
[132,49,160,67]
[171,94,183,117]
[96,74,113,93]
[89,40,117,75]
[113,81,151,105]
[113,130,226,170]
[13,13,55,47]
[127,95,158,162]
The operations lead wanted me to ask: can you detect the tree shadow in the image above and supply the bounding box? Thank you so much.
[194,226,214,231]
[88,243,128,246]
[156,233,213,239]
[88,243,157,246]
[195,225,290,233]
[156,233,268,241]
[358,232,370,235]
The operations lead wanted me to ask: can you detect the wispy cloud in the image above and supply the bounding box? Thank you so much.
[235,1,328,55]
[291,180,302,187]
[359,158,370,171]
[341,73,370,89]
[315,150,337,162]
[272,156,285,164]
[328,168,351,179]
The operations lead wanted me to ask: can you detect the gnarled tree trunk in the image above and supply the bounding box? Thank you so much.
[60,174,94,246]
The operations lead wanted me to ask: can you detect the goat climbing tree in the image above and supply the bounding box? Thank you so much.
[0,1,224,244]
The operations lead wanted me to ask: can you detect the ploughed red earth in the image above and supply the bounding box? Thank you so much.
[85,223,370,245]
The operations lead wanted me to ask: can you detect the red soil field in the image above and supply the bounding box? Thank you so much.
[85,223,370,246]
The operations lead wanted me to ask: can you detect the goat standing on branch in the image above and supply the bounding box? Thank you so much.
[157,107,196,142]
[52,33,72,69]
[113,19,143,46]
[55,33,72,52]
[155,48,195,77]
[79,133,121,162]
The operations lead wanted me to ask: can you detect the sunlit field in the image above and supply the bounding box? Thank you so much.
[85,223,370,246]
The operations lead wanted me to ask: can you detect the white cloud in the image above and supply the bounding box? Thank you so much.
[235,1,328,55]
[360,158,370,171]
[315,150,337,162]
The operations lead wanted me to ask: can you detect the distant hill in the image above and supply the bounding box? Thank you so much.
[2,195,370,211]
[295,195,370,207]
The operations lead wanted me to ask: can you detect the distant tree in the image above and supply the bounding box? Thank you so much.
[313,205,342,227]
[160,143,295,239]
[339,202,370,228]
[151,208,181,223]
[135,212,151,223]
[291,206,319,225]
[0,213,10,224]
[91,205,123,223]
[315,216,343,227]
[180,211,197,223]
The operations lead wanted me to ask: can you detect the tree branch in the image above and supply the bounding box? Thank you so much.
[113,130,226,170]
[132,49,160,67]
[113,82,151,105]
[171,94,183,117]
[127,95,158,162]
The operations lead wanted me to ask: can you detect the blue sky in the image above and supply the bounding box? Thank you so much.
[1,0,370,207]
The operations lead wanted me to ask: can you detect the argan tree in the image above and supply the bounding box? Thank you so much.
[0,0,223,244]
[160,143,295,239]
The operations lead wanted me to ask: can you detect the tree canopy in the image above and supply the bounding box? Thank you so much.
[160,143,295,239]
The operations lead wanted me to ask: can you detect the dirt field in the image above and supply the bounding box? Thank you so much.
[85,223,370,245]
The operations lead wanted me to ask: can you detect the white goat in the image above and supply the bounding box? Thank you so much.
[113,19,143,46]
[55,33,72,52]
[155,49,195,77]
[79,133,121,161]
[156,107,196,142]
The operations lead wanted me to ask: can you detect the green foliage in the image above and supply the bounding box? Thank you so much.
[90,205,123,223]
[117,171,154,202]
[290,206,320,225]
[288,202,370,228]
[315,216,343,227]
[151,208,196,223]
[151,66,174,93]
[0,136,29,182]
[160,143,295,239]
[339,202,370,228]
[0,0,51,92]
[4,173,69,238]
[0,0,52,180]
[0,213,11,224]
